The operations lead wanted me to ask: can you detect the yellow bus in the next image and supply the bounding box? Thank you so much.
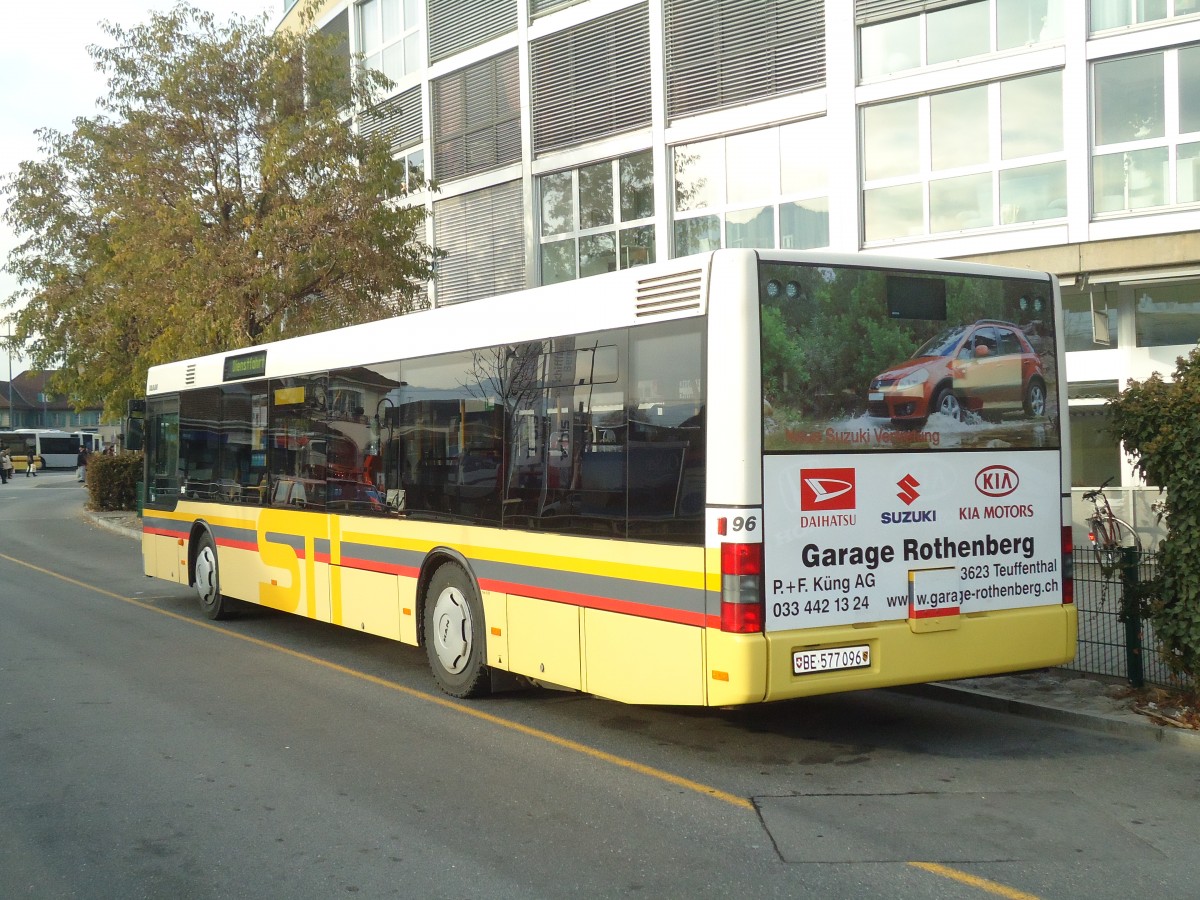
[142,249,1075,705]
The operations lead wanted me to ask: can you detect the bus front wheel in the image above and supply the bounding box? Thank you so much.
[423,563,490,699]
[193,532,232,620]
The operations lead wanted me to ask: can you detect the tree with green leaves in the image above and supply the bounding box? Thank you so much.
[2,1,437,419]
[1107,347,1200,683]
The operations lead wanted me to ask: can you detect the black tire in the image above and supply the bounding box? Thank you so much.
[193,531,232,620]
[931,385,962,422]
[423,562,490,698]
[1023,378,1047,417]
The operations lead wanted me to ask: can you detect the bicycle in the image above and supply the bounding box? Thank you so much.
[1081,476,1141,573]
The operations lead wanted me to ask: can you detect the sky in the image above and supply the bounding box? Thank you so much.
[0,0,282,383]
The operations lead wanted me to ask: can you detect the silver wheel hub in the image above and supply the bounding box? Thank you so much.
[195,546,218,604]
[430,586,472,674]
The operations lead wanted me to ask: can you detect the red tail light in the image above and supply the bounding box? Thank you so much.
[720,542,764,633]
[1061,525,1074,605]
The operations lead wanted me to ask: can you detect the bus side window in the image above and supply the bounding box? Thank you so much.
[144,396,181,506]
[628,320,705,543]
[221,381,267,504]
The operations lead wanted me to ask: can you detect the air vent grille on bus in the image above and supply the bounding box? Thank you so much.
[635,268,704,317]
[185,365,196,386]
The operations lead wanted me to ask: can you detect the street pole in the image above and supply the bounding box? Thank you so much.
[6,322,12,429]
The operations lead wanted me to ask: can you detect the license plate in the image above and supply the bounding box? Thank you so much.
[793,644,871,675]
[868,392,884,401]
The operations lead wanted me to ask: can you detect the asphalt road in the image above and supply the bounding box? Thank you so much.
[2,472,1197,899]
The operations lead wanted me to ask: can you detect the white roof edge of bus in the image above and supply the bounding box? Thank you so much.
[145,249,1052,395]
[757,248,1055,282]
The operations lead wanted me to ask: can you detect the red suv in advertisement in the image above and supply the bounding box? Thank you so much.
[867,320,1046,427]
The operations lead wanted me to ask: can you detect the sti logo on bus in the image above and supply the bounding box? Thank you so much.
[976,465,1019,497]
[800,468,856,511]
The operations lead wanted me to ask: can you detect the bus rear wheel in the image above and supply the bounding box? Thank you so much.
[423,563,490,699]
[193,532,232,620]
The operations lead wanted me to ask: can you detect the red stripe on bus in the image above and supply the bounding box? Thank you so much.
[481,577,707,627]
[215,538,259,553]
[910,606,960,619]
[339,556,420,578]
[144,526,188,540]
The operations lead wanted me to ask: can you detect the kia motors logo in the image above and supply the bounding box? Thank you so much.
[976,465,1019,497]
[897,474,920,506]
[800,468,856,511]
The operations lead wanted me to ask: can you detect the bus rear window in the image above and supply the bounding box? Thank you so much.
[759,262,1060,453]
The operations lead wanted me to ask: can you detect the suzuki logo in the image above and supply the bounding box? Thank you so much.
[800,468,856,511]
[897,474,920,506]
[975,465,1019,497]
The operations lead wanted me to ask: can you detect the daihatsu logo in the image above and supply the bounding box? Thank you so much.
[800,468,856,510]
[975,465,1019,497]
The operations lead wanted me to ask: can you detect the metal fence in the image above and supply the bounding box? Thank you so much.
[1067,546,1188,689]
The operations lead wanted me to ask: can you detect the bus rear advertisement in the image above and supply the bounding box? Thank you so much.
[140,249,1075,706]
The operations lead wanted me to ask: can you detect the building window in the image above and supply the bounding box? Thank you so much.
[538,151,656,285]
[860,1,1064,81]
[433,180,525,304]
[432,51,521,181]
[1093,46,1200,213]
[664,0,825,120]
[1090,0,1200,33]
[356,0,423,84]
[427,0,516,63]
[1069,405,1121,488]
[530,3,651,155]
[1133,281,1200,346]
[672,119,829,257]
[862,71,1066,242]
[1063,286,1118,350]
[1062,286,1120,350]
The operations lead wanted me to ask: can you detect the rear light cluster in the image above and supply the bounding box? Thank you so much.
[720,541,764,633]
[1061,525,1074,605]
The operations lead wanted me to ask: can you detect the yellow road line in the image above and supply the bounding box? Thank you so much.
[3,551,1044,899]
[909,862,1041,899]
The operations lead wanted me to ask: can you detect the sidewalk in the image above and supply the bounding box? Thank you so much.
[86,507,1199,748]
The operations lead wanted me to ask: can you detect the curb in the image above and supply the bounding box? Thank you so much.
[85,511,141,542]
[901,683,1200,751]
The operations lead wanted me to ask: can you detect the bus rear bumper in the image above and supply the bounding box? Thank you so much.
[708,604,1077,706]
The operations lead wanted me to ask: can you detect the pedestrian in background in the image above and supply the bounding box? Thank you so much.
[26,449,38,477]
[0,448,11,484]
[76,445,89,483]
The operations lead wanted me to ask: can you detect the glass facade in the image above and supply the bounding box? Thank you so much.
[1090,0,1200,32]
[672,119,830,256]
[538,151,656,284]
[356,0,422,83]
[1134,282,1200,346]
[862,71,1066,242]
[1093,45,1200,212]
[861,1,1064,80]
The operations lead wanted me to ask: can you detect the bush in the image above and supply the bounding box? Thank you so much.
[1108,348,1200,682]
[86,451,143,511]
